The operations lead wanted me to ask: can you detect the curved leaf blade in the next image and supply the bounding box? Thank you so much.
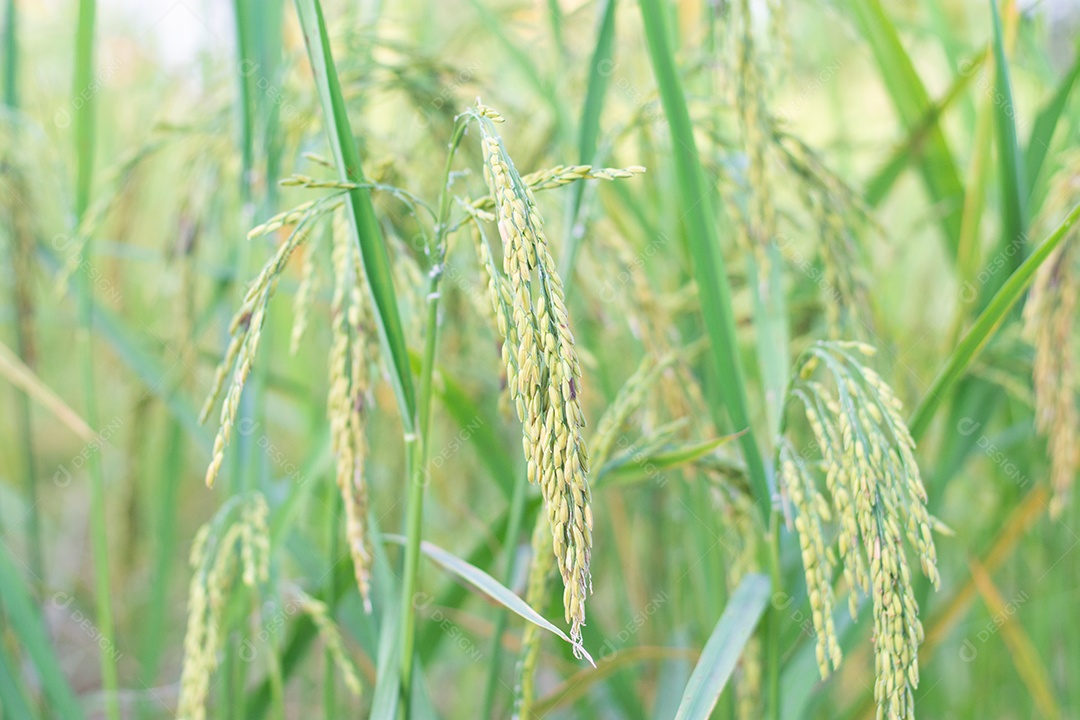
[674,573,771,720]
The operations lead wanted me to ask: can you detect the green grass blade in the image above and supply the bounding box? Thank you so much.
[1024,54,1080,201]
[293,0,417,429]
[864,50,984,208]
[673,573,771,720]
[560,0,618,280]
[846,0,965,256]
[596,433,743,488]
[983,0,1026,298]
[0,546,85,719]
[909,199,1080,440]
[637,0,771,520]
[384,535,595,663]
[0,643,38,720]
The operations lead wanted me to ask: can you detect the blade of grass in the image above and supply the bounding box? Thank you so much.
[864,49,984,208]
[292,0,416,429]
[595,433,743,488]
[0,545,85,719]
[846,0,965,257]
[559,0,618,281]
[73,1,119,716]
[1024,53,1080,202]
[383,535,595,663]
[981,0,1026,302]
[0,340,93,440]
[673,573,771,720]
[637,0,770,520]
[0,643,38,720]
[908,200,1080,440]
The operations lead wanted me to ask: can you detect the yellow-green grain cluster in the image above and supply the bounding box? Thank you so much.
[1024,157,1080,517]
[476,108,593,651]
[327,207,377,611]
[295,589,364,697]
[1025,243,1078,516]
[779,341,939,720]
[178,494,270,720]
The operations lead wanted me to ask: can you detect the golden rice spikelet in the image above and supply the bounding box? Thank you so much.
[178,495,270,720]
[327,208,376,612]
[295,590,364,697]
[1024,241,1079,517]
[779,341,939,720]
[477,110,593,652]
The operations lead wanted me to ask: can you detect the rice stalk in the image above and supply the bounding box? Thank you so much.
[778,341,939,720]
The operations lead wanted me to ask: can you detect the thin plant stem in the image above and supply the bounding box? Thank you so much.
[397,115,470,709]
[73,0,119,717]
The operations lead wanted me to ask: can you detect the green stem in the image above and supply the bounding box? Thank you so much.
[397,116,470,710]
[73,1,119,718]
[764,515,783,720]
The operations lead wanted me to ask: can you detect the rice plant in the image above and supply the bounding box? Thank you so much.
[2,1,1080,719]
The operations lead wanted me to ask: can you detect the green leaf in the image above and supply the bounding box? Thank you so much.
[0,644,37,720]
[596,433,743,488]
[864,50,984,207]
[846,0,965,257]
[674,573,771,720]
[909,200,1080,440]
[383,535,595,664]
[560,0,618,280]
[637,0,771,520]
[983,0,1026,298]
[293,0,417,430]
[0,546,85,720]
[1024,53,1080,201]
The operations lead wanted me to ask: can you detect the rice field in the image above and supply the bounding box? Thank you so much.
[1,0,1079,718]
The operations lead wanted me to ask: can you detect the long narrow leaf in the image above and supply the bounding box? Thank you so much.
[847,0,965,256]
[1024,54,1080,201]
[909,200,1080,439]
[637,0,771,519]
[0,547,85,720]
[560,0,618,280]
[293,0,417,429]
[674,574,771,720]
[983,0,1026,300]
[383,535,595,665]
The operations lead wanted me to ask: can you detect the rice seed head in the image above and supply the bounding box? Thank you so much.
[295,589,364,697]
[476,107,593,651]
[779,341,939,720]
[1024,183,1079,517]
[328,207,376,612]
[178,494,270,720]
